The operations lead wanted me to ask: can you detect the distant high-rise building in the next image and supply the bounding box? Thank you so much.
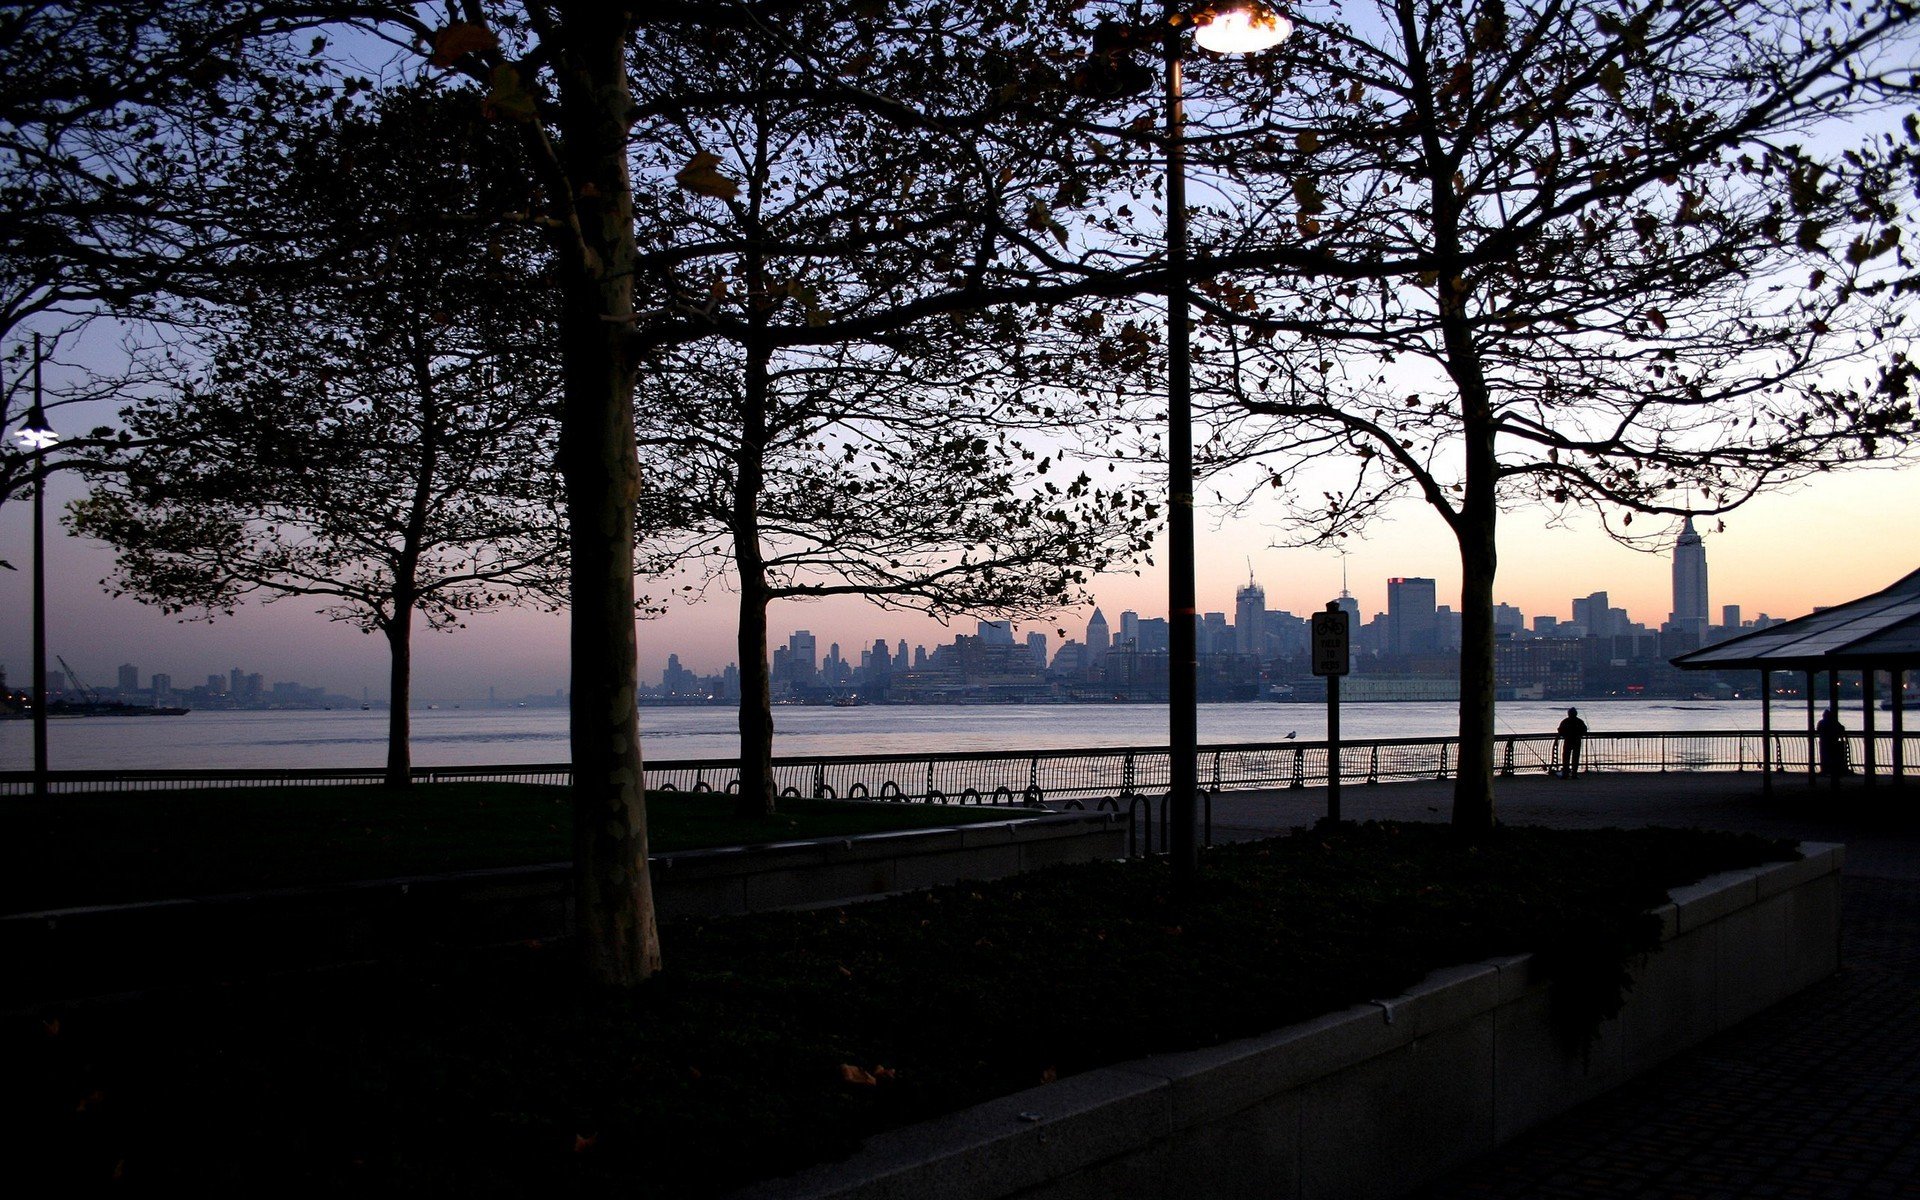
[1086,608,1110,659]
[1722,604,1741,629]
[1136,616,1169,653]
[978,620,1015,645]
[1118,610,1140,648]
[1572,591,1612,637]
[787,630,818,680]
[117,663,139,692]
[1025,630,1048,667]
[1387,577,1438,654]
[898,639,909,667]
[1670,516,1710,644]
[1201,612,1230,655]
[1234,576,1266,656]
[151,672,172,698]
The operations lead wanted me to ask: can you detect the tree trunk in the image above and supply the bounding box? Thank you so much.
[383,609,412,788]
[731,365,775,814]
[735,566,776,817]
[733,196,776,818]
[551,11,660,985]
[1452,474,1499,838]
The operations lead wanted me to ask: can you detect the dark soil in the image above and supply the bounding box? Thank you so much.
[3,821,1796,1196]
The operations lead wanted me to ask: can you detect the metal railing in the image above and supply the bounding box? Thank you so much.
[6,729,1912,859]
[8,729,1912,802]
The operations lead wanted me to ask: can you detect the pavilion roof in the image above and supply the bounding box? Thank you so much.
[1671,568,1920,671]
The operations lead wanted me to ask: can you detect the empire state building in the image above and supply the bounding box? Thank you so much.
[1669,516,1710,649]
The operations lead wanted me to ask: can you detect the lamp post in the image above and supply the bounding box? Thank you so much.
[1165,2,1291,885]
[14,334,57,801]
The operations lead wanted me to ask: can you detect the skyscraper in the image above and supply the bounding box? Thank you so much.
[978,620,1015,645]
[787,630,818,680]
[1234,576,1266,657]
[1667,516,1710,648]
[1387,577,1438,655]
[1086,607,1110,659]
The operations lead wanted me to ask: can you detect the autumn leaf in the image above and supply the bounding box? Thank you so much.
[1598,61,1627,101]
[677,151,741,200]
[840,1064,878,1086]
[1291,175,1327,216]
[484,63,538,123]
[1646,308,1668,332]
[429,23,497,68]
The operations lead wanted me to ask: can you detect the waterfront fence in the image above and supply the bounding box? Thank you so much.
[8,729,1912,805]
[7,730,1913,860]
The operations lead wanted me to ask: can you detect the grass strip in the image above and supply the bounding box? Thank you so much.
[5,821,1796,1196]
[0,783,1035,913]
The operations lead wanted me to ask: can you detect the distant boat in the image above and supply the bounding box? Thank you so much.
[832,696,864,707]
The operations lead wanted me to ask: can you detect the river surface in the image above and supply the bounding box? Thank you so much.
[0,698,1829,771]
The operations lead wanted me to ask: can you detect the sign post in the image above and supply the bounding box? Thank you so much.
[1311,602,1351,821]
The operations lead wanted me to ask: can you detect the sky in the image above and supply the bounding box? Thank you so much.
[2,450,1913,704]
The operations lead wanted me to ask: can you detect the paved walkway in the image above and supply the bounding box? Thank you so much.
[1207,770,1920,1199]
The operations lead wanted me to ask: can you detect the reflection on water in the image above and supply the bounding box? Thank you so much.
[0,699,1800,771]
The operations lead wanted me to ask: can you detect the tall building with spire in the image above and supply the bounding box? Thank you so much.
[1086,607,1110,661]
[1668,515,1710,648]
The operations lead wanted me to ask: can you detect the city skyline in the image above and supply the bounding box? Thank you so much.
[5,471,1915,698]
[6,462,1908,701]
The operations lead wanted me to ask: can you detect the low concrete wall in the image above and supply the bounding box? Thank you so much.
[734,844,1844,1200]
[2,812,1124,1007]
[652,813,1124,918]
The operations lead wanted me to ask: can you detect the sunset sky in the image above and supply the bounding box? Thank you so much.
[3,447,1913,703]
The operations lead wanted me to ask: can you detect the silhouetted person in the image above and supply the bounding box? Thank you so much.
[1817,707,1850,777]
[1557,707,1588,778]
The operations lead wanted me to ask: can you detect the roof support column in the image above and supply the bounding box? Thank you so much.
[1863,668,1877,785]
[1829,671,1843,789]
[1761,668,1773,800]
[1807,670,1817,789]
[1894,669,1906,781]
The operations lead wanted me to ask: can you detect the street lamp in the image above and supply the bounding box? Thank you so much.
[14,334,56,800]
[1165,2,1291,885]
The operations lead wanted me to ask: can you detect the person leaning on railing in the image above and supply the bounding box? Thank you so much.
[1555,708,1588,779]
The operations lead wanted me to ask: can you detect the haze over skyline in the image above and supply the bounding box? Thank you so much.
[4,456,1913,701]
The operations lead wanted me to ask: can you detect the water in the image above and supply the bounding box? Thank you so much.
[0,699,1814,771]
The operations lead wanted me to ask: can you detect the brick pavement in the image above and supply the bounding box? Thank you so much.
[1203,770,1920,1200]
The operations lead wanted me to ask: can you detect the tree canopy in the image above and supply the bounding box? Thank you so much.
[70,88,568,785]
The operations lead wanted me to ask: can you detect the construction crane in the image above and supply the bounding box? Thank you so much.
[55,655,99,704]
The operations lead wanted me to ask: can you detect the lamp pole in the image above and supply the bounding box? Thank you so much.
[15,334,57,801]
[1164,3,1292,886]
[1164,0,1201,885]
